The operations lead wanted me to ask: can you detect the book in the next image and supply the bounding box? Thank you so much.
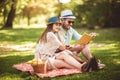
[77,33,93,45]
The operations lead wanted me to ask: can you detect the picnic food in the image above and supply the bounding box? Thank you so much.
[27,58,43,65]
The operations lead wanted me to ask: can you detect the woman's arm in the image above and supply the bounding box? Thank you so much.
[48,32,66,51]
[57,31,66,50]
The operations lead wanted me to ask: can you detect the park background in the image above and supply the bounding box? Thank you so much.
[0,0,120,80]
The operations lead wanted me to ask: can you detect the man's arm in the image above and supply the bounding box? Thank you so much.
[72,28,82,40]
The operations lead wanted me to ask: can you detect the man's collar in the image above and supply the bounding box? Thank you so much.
[60,26,72,31]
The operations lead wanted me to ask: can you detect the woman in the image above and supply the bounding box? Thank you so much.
[34,16,86,71]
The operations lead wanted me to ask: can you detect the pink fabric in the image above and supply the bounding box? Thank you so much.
[13,62,82,78]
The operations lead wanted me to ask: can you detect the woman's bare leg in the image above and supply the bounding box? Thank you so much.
[69,53,84,63]
[55,52,84,69]
[54,59,75,69]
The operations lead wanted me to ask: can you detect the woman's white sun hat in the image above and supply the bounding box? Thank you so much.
[60,10,76,19]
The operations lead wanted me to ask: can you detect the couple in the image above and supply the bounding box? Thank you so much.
[34,10,105,72]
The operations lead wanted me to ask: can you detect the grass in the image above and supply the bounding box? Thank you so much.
[0,28,120,80]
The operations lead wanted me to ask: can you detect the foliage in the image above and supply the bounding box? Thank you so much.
[0,0,10,10]
[73,0,120,28]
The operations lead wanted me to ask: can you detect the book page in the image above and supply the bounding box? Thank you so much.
[77,33,93,45]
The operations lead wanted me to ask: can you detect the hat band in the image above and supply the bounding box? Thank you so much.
[62,15,74,17]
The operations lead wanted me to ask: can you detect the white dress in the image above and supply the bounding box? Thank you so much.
[34,32,63,69]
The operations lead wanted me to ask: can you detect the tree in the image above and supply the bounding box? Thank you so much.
[21,0,58,26]
[0,0,9,27]
[3,0,17,29]
[73,0,120,28]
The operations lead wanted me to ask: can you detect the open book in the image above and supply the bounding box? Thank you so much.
[77,33,93,45]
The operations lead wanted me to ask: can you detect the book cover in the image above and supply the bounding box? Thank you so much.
[77,33,93,45]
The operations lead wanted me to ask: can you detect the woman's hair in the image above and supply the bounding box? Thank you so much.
[37,24,53,43]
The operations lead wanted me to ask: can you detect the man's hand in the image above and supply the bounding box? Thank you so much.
[90,32,97,38]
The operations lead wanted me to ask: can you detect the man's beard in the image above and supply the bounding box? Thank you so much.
[63,24,70,30]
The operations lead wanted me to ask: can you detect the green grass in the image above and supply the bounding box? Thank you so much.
[0,28,120,80]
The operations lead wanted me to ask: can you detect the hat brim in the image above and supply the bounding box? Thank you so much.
[60,16,76,19]
[47,21,61,25]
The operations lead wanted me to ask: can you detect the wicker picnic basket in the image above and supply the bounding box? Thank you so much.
[32,60,47,73]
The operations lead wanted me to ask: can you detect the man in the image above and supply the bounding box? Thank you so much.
[57,10,105,68]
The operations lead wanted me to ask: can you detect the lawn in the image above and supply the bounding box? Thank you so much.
[0,28,120,80]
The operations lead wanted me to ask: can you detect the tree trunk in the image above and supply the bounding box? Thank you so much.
[27,14,30,26]
[3,0,16,29]
[3,7,7,25]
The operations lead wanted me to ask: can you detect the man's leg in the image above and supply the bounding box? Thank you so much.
[71,44,105,69]
[70,44,92,61]
[81,45,92,60]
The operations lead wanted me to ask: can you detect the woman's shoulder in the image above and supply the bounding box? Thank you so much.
[47,32,54,35]
[47,32,55,36]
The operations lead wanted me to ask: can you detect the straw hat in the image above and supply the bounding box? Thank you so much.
[60,10,76,19]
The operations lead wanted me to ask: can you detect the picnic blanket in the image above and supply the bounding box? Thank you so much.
[12,62,82,78]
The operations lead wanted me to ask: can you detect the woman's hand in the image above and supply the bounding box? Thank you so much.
[59,45,66,50]
[66,44,85,51]
[66,45,73,50]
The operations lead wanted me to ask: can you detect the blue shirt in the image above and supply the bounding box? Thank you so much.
[58,26,82,45]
